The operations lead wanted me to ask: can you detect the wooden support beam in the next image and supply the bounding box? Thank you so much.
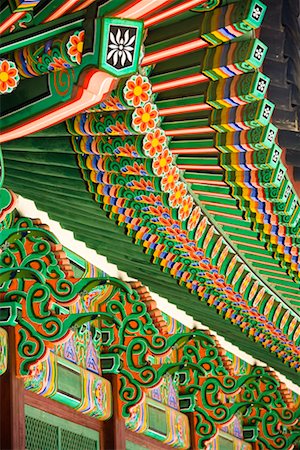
[0,328,25,450]
[187,412,199,450]
[102,374,126,450]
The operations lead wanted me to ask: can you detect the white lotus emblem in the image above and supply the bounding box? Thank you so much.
[107,29,135,67]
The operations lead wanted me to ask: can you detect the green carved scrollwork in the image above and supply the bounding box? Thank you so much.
[100,309,228,417]
[13,29,84,79]
[0,221,64,285]
[0,221,134,376]
[246,408,300,449]
[184,367,300,448]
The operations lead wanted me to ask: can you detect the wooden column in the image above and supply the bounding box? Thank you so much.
[102,374,126,450]
[187,412,198,450]
[0,328,25,450]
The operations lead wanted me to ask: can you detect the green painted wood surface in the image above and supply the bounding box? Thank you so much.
[126,441,148,450]
[147,404,167,437]
[1,0,299,384]
[2,135,300,384]
[57,363,81,401]
[25,405,100,450]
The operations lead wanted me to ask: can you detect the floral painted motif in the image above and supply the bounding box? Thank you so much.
[0,328,7,375]
[143,128,166,158]
[66,30,85,64]
[98,96,126,111]
[107,28,135,67]
[287,317,297,336]
[108,122,129,135]
[176,415,184,445]
[187,206,202,231]
[114,143,138,157]
[161,166,180,193]
[226,254,239,278]
[231,264,245,287]
[124,74,151,107]
[0,59,20,95]
[248,280,259,302]
[138,193,161,205]
[129,179,155,191]
[48,57,71,71]
[240,272,252,294]
[132,102,159,133]
[169,182,187,208]
[121,161,147,175]
[178,195,194,221]
[26,361,46,389]
[148,204,170,219]
[95,379,105,411]
[280,310,290,331]
[272,304,282,325]
[165,226,189,245]
[152,149,173,177]
[263,297,274,318]
[253,287,265,308]
[195,216,208,242]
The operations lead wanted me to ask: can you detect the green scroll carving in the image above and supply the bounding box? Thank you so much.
[0,222,133,376]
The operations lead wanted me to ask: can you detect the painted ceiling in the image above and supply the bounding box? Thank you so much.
[1,0,300,385]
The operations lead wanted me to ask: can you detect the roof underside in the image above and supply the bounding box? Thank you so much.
[2,130,300,385]
[1,0,300,385]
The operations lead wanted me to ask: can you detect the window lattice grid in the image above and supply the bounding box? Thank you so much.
[25,416,59,450]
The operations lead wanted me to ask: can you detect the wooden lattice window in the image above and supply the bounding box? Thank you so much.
[25,405,100,450]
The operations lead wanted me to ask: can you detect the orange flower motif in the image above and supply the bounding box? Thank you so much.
[124,74,151,107]
[161,166,180,193]
[108,122,128,135]
[121,161,146,175]
[66,30,85,64]
[48,57,71,71]
[132,102,159,133]
[195,216,208,242]
[187,206,201,231]
[99,95,125,111]
[165,226,189,245]
[152,149,173,177]
[138,193,161,205]
[178,195,194,221]
[114,143,137,157]
[169,182,187,208]
[143,128,166,157]
[148,205,169,217]
[0,59,19,94]
[130,179,155,191]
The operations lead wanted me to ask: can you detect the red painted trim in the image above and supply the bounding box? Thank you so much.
[144,0,207,28]
[159,103,212,116]
[179,165,221,172]
[165,127,214,136]
[171,148,218,155]
[187,179,226,186]
[0,11,26,34]
[201,200,236,207]
[152,73,208,93]
[43,0,80,22]
[0,69,117,143]
[142,38,207,66]
[72,0,96,12]
[197,192,232,199]
[114,0,174,19]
